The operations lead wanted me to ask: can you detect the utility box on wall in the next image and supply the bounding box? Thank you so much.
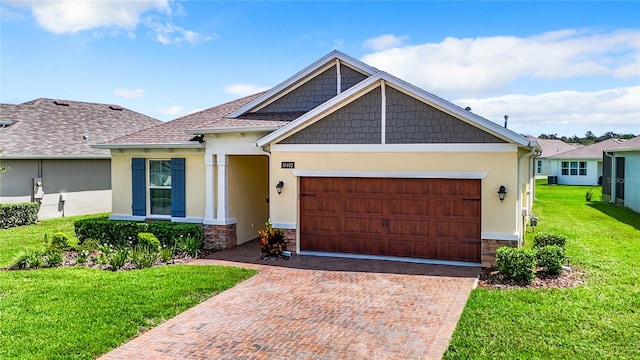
[32,177,44,202]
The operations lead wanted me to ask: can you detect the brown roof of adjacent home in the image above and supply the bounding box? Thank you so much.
[103,92,288,145]
[606,135,640,151]
[548,138,627,159]
[526,136,583,158]
[0,98,161,158]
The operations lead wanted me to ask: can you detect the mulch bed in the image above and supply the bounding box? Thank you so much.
[477,267,585,289]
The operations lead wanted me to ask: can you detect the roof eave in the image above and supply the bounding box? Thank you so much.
[0,154,111,160]
[185,126,280,135]
[90,142,204,150]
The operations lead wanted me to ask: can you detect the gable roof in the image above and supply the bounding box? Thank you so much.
[0,98,160,159]
[256,71,535,148]
[548,138,627,159]
[226,51,377,118]
[526,136,583,158]
[94,93,287,148]
[606,135,640,152]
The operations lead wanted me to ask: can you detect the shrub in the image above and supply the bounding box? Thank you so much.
[585,189,594,202]
[77,239,99,252]
[137,232,160,250]
[533,232,567,249]
[496,247,536,284]
[258,222,286,257]
[130,247,158,269]
[76,250,90,264]
[159,245,174,263]
[74,218,202,248]
[108,248,129,271]
[0,202,39,229]
[43,250,64,268]
[176,235,202,258]
[536,245,566,275]
[49,232,71,250]
[11,249,45,270]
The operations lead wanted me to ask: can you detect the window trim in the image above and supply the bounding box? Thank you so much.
[148,159,172,217]
[561,161,587,177]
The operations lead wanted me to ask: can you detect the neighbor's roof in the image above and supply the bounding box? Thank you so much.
[0,98,161,159]
[526,136,583,158]
[549,138,627,159]
[97,93,290,147]
[606,136,640,152]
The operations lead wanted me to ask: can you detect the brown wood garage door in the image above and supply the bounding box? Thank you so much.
[299,177,481,262]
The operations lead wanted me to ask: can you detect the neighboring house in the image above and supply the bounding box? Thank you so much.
[94,51,540,268]
[526,136,582,177]
[547,138,627,186]
[602,136,640,213]
[0,98,161,219]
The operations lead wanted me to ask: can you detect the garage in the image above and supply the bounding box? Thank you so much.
[299,177,481,262]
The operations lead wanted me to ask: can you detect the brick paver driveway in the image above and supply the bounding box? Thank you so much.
[100,241,479,360]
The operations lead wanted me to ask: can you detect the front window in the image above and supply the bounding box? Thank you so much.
[561,161,587,176]
[149,160,171,215]
[537,160,542,174]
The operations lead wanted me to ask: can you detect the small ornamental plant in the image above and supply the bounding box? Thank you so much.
[258,222,286,257]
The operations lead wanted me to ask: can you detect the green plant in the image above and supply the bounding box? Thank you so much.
[49,232,71,250]
[43,250,64,268]
[74,218,202,248]
[159,245,174,263]
[496,246,536,284]
[0,202,39,229]
[130,247,158,269]
[533,232,567,249]
[258,222,286,257]
[77,238,100,252]
[108,248,129,271]
[176,235,203,258]
[137,232,160,250]
[536,245,566,275]
[585,189,594,201]
[10,248,45,270]
[76,250,90,264]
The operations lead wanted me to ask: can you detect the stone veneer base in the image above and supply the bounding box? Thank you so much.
[203,224,237,250]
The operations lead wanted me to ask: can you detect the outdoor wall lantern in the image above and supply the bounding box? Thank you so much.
[497,185,507,202]
[276,181,285,195]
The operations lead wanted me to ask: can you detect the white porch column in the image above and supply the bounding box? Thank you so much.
[203,155,216,222]
[216,155,231,221]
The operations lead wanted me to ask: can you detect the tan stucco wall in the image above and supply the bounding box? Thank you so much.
[228,155,269,244]
[0,159,111,219]
[268,151,521,237]
[111,151,205,219]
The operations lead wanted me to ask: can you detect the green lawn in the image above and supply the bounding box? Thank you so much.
[0,215,257,360]
[444,183,640,359]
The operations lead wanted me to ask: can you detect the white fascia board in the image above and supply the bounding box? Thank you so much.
[184,127,280,135]
[90,142,204,149]
[606,147,640,153]
[227,50,377,118]
[270,143,517,153]
[257,74,384,147]
[291,170,488,179]
[0,154,111,160]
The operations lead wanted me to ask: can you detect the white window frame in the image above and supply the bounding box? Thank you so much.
[537,160,542,174]
[561,161,587,176]
[148,159,172,217]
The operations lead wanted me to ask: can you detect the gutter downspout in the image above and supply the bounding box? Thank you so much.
[604,151,615,204]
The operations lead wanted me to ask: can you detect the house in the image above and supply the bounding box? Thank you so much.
[547,138,627,186]
[94,51,540,268]
[602,136,640,213]
[526,136,582,178]
[0,98,161,219]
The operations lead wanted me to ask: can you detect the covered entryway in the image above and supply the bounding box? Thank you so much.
[300,177,481,262]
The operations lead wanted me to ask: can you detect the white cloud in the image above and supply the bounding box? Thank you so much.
[158,105,185,116]
[114,88,144,99]
[362,29,640,98]
[10,0,169,34]
[224,83,271,97]
[456,86,640,135]
[363,34,408,51]
[145,19,216,45]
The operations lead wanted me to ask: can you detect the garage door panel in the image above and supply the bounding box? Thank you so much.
[300,177,481,262]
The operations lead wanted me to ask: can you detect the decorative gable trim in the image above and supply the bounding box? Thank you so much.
[227,50,376,118]
[257,72,533,148]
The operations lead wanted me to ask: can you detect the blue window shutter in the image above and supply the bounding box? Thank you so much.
[171,158,186,217]
[131,158,146,216]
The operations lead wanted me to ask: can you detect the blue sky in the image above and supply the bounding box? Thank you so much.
[1,1,639,137]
